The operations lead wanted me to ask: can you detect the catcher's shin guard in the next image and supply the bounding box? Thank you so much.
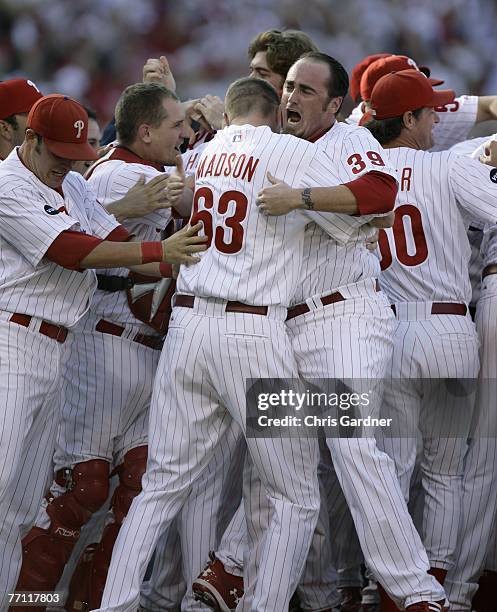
[16,459,110,592]
[87,445,148,609]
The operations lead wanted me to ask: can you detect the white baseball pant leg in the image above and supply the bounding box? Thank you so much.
[0,320,63,605]
[94,300,320,612]
[445,276,497,610]
[380,303,479,576]
[289,287,445,608]
[140,422,245,611]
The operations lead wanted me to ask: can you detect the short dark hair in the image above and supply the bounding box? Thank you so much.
[115,82,179,146]
[365,108,424,145]
[299,52,349,103]
[3,114,21,130]
[248,29,318,79]
[225,77,280,122]
[83,106,98,122]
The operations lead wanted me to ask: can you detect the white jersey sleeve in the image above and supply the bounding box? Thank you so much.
[449,135,491,157]
[300,123,398,243]
[449,153,497,224]
[431,95,478,152]
[65,172,120,239]
[0,178,79,267]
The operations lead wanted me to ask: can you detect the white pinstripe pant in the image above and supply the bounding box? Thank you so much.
[217,282,446,609]
[445,276,497,610]
[139,423,245,611]
[379,302,479,575]
[95,299,320,612]
[0,320,64,605]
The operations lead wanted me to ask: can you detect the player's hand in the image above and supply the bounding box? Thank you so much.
[143,56,176,92]
[256,172,301,216]
[369,211,395,229]
[193,95,224,131]
[161,222,208,265]
[97,142,115,158]
[479,140,497,168]
[365,228,380,251]
[166,154,186,208]
[107,174,171,222]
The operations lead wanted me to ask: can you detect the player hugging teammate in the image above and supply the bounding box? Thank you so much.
[1,26,497,612]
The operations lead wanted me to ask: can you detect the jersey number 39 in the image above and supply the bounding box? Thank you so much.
[378,204,428,270]
[191,187,248,254]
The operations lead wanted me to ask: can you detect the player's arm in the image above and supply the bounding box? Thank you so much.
[256,169,396,216]
[450,144,497,223]
[105,156,190,222]
[44,222,207,270]
[476,96,497,123]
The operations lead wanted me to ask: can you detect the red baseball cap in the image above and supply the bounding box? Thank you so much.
[0,78,43,120]
[369,70,455,120]
[350,53,391,102]
[360,55,444,101]
[27,94,97,161]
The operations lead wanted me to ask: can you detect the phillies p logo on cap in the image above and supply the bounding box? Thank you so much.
[74,120,85,139]
[27,95,98,161]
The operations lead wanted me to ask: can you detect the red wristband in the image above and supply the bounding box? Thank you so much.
[141,241,163,264]
[159,263,173,277]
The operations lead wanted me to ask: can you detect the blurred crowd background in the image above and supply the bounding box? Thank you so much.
[1,0,497,123]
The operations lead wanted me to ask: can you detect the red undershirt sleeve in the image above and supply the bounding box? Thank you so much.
[45,230,105,271]
[105,225,131,242]
[344,171,397,215]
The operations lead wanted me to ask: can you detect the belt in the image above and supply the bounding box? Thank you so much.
[174,294,269,316]
[9,313,68,343]
[95,319,164,350]
[286,279,381,321]
[97,274,133,292]
[391,303,468,316]
[482,264,497,279]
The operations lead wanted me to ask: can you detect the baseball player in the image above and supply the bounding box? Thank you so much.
[361,69,497,609]
[207,54,443,610]
[247,28,318,95]
[200,54,448,612]
[0,78,43,160]
[0,93,206,604]
[442,139,497,611]
[347,53,497,152]
[14,83,204,609]
[138,31,322,610]
[93,75,394,612]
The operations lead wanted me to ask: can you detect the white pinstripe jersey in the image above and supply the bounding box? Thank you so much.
[449,138,493,305]
[347,95,478,152]
[292,121,396,305]
[87,149,172,328]
[177,124,339,307]
[379,147,497,304]
[181,133,216,177]
[0,148,119,326]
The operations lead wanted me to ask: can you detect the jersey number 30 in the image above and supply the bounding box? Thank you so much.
[378,204,428,270]
[191,187,248,254]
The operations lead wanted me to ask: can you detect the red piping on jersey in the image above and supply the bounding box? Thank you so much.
[85,145,164,180]
[45,230,104,271]
[345,171,397,215]
[307,123,334,143]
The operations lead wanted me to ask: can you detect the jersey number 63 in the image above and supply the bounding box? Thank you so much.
[190,187,248,255]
